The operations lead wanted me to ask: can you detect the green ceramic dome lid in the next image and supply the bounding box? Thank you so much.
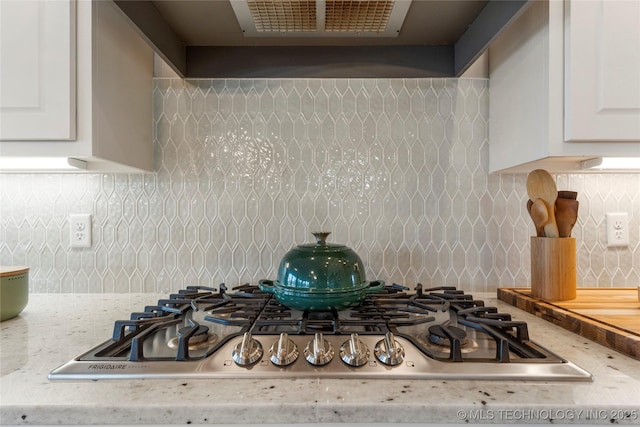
[276,232,367,292]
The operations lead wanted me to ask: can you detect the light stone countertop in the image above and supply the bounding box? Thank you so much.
[1,293,639,426]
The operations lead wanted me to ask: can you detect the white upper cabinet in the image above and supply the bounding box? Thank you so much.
[0,0,153,173]
[0,0,75,140]
[489,0,640,173]
[565,0,640,141]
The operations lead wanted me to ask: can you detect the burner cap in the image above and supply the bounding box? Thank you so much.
[179,324,210,344]
[428,324,468,347]
[307,311,336,321]
[167,324,217,352]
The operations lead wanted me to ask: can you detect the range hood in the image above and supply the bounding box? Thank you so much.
[113,0,531,78]
[230,0,411,37]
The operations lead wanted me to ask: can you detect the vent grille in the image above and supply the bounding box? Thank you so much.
[232,0,410,37]
[325,0,394,33]
[247,0,317,32]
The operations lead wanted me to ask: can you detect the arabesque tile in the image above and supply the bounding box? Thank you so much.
[0,78,638,292]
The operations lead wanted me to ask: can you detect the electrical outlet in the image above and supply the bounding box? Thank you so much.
[606,212,629,247]
[70,214,92,248]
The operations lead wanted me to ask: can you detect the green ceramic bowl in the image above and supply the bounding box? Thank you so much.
[259,279,384,311]
[0,267,29,321]
[258,232,384,311]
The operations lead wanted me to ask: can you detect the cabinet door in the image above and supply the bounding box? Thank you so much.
[564,0,640,141]
[0,0,75,140]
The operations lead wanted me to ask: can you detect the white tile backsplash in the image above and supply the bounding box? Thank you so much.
[1,78,639,293]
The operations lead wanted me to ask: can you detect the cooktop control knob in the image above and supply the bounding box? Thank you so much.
[304,333,334,366]
[232,332,263,366]
[269,333,299,366]
[339,333,369,367]
[374,332,405,366]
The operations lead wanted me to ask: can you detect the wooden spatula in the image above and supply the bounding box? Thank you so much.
[558,190,577,200]
[526,169,559,237]
[555,198,579,237]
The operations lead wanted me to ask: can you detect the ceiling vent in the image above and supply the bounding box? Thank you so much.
[230,0,411,37]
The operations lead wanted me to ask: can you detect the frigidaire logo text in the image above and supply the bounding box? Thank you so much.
[87,364,127,370]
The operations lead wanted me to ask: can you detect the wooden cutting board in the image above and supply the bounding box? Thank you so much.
[497,287,640,360]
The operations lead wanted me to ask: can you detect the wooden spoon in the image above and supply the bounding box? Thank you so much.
[527,198,548,237]
[526,169,559,237]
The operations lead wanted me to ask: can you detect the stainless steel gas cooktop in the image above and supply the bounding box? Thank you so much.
[49,284,592,381]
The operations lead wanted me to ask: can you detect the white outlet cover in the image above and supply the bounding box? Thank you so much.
[606,212,629,247]
[70,213,92,248]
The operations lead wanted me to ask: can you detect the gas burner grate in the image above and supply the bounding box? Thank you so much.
[122,283,549,363]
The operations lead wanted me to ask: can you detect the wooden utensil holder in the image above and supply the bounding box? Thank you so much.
[530,237,576,301]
